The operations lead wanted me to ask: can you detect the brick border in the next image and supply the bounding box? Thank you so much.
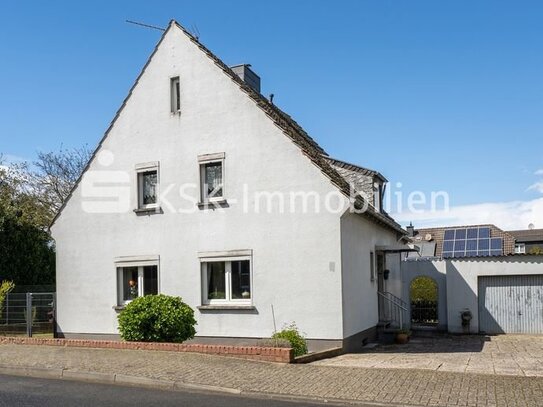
[0,336,293,363]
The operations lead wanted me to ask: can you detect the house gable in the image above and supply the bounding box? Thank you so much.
[50,20,404,237]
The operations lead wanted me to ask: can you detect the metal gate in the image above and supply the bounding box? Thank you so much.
[478,275,543,334]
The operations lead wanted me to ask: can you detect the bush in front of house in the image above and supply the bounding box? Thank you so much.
[117,294,196,343]
[256,338,292,348]
[271,323,308,356]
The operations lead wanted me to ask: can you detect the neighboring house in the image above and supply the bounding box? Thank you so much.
[405,224,515,259]
[508,228,543,254]
[399,224,543,334]
[50,20,408,351]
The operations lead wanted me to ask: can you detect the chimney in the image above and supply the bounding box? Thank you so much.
[406,222,415,237]
[230,64,260,93]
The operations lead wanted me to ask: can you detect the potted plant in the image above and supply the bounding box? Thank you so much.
[395,329,411,344]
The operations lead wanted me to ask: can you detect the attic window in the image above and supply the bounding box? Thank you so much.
[170,77,180,113]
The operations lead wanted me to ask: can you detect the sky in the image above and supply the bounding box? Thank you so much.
[1,1,542,230]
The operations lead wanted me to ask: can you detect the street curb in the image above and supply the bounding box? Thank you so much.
[0,365,241,396]
[0,365,415,406]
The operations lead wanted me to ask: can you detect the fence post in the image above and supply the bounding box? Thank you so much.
[5,292,9,325]
[26,293,33,337]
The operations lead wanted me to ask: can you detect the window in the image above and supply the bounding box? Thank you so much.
[515,243,526,254]
[170,76,180,113]
[370,251,376,281]
[116,263,159,305]
[135,162,159,210]
[373,182,382,212]
[198,153,225,203]
[199,251,252,306]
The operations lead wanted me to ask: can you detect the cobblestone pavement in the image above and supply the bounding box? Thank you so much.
[314,335,543,378]
[1,344,543,406]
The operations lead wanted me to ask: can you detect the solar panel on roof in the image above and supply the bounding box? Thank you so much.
[444,230,455,240]
[441,227,503,258]
[455,229,467,240]
[466,239,478,251]
[491,238,502,250]
[443,241,454,251]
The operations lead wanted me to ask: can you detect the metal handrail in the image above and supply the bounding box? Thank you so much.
[377,291,408,329]
[381,291,408,310]
[377,291,408,311]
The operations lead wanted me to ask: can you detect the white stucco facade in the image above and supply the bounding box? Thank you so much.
[50,22,404,349]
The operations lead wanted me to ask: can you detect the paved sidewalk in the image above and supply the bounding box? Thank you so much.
[314,335,543,377]
[1,344,543,406]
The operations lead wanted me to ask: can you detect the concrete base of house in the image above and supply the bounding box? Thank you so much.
[57,327,379,353]
[342,326,377,352]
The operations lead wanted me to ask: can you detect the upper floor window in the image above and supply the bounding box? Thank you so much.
[515,243,526,254]
[170,76,181,113]
[373,182,382,212]
[198,153,225,203]
[136,162,159,210]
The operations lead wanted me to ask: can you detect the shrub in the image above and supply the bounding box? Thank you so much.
[271,323,308,356]
[256,338,291,348]
[117,294,196,343]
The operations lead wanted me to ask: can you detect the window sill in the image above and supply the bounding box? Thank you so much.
[112,305,125,311]
[133,207,163,215]
[197,199,229,210]
[197,305,255,311]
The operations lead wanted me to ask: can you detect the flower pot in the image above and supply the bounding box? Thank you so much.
[395,333,410,344]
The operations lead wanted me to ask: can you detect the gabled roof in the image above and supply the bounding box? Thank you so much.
[50,20,405,236]
[507,228,543,243]
[324,157,387,182]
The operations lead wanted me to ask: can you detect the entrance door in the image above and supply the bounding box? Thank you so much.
[376,253,385,293]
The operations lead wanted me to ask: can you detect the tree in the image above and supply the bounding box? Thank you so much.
[28,146,92,224]
[0,146,90,285]
[410,276,438,301]
[0,280,15,315]
[528,246,543,255]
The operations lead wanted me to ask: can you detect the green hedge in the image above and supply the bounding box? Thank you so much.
[117,295,196,343]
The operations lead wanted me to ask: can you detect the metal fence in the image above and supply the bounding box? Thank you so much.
[411,299,438,325]
[0,292,56,337]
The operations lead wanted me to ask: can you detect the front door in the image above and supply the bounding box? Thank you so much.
[376,252,386,321]
[376,253,385,293]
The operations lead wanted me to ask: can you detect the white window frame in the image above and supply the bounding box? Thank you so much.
[199,250,252,306]
[135,162,159,210]
[515,243,526,254]
[115,256,160,306]
[373,182,382,212]
[198,153,225,203]
[170,76,181,113]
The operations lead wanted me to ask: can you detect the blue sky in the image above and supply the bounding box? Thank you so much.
[1,1,542,229]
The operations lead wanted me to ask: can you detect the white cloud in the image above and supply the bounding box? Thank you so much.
[393,197,543,230]
[535,169,543,176]
[528,182,543,194]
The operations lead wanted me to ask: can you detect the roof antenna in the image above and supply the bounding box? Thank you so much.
[190,24,201,41]
[269,94,274,104]
[125,20,166,32]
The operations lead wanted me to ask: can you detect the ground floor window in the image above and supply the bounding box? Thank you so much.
[117,264,158,305]
[200,255,251,305]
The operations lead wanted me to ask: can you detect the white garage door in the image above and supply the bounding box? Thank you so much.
[478,275,543,334]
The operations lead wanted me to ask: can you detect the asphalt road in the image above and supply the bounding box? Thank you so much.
[0,374,368,407]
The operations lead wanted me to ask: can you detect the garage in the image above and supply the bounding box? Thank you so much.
[478,275,543,334]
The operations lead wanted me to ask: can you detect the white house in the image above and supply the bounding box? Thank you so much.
[50,20,407,351]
